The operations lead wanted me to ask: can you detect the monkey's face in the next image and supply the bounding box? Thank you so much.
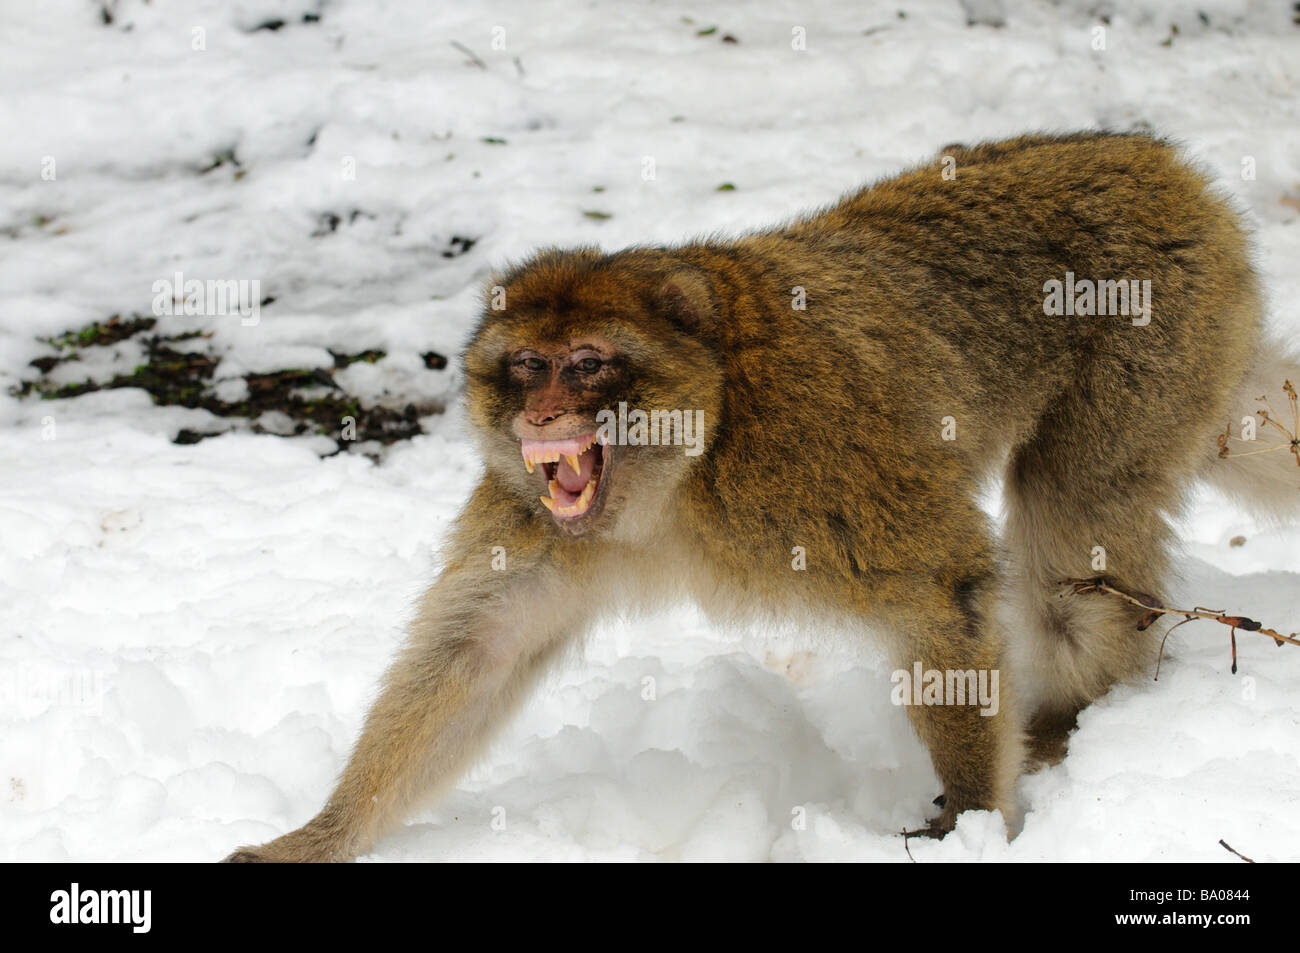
[464,250,725,538]
[507,334,622,534]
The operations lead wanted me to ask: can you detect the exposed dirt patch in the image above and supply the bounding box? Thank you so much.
[11,315,445,455]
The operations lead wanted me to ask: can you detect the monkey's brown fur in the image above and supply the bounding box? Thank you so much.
[225,132,1297,861]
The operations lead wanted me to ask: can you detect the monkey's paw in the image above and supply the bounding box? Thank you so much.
[901,793,959,842]
[221,847,272,863]
[901,820,953,842]
[219,824,355,863]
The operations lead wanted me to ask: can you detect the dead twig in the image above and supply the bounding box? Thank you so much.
[1218,379,1300,474]
[901,828,917,863]
[1064,578,1299,676]
[450,41,488,69]
[1219,839,1255,863]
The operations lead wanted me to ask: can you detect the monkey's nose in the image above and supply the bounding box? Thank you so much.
[525,408,569,426]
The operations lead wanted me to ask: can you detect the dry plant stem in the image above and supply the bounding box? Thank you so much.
[1219,839,1255,864]
[1218,379,1300,470]
[450,41,488,69]
[1064,578,1299,677]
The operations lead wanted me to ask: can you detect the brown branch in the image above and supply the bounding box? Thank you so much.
[1219,839,1255,863]
[1064,578,1299,676]
[1217,378,1300,472]
[450,41,488,69]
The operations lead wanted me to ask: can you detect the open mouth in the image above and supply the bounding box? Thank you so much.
[521,432,612,528]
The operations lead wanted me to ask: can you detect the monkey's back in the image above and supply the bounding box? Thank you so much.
[775,132,1255,402]
[679,132,1263,588]
[700,132,1258,446]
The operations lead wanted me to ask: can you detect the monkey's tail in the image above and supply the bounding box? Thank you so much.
[1199,333,1300,522]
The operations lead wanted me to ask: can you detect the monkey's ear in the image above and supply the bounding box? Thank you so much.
[654,269,714,335]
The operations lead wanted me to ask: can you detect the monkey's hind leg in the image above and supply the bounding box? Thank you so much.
[1004,394,1188,767]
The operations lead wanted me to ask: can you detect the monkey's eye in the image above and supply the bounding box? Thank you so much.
[516,356,547,372]
[574,357,602,373]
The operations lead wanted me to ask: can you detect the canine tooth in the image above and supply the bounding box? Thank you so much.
[524,456,535,474]
[539,495,555,512]
[548,479,560,497]
[564,454,581,472]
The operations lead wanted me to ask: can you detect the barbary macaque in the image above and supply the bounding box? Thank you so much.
[224,132,1299,861]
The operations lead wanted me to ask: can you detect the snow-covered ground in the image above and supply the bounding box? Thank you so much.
[1,0,1298,862]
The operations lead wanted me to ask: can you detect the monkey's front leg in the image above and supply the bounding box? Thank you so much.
[223,566,581,863]
[894,584,1025,839]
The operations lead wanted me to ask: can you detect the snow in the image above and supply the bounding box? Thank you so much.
[1,0,1298,862]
